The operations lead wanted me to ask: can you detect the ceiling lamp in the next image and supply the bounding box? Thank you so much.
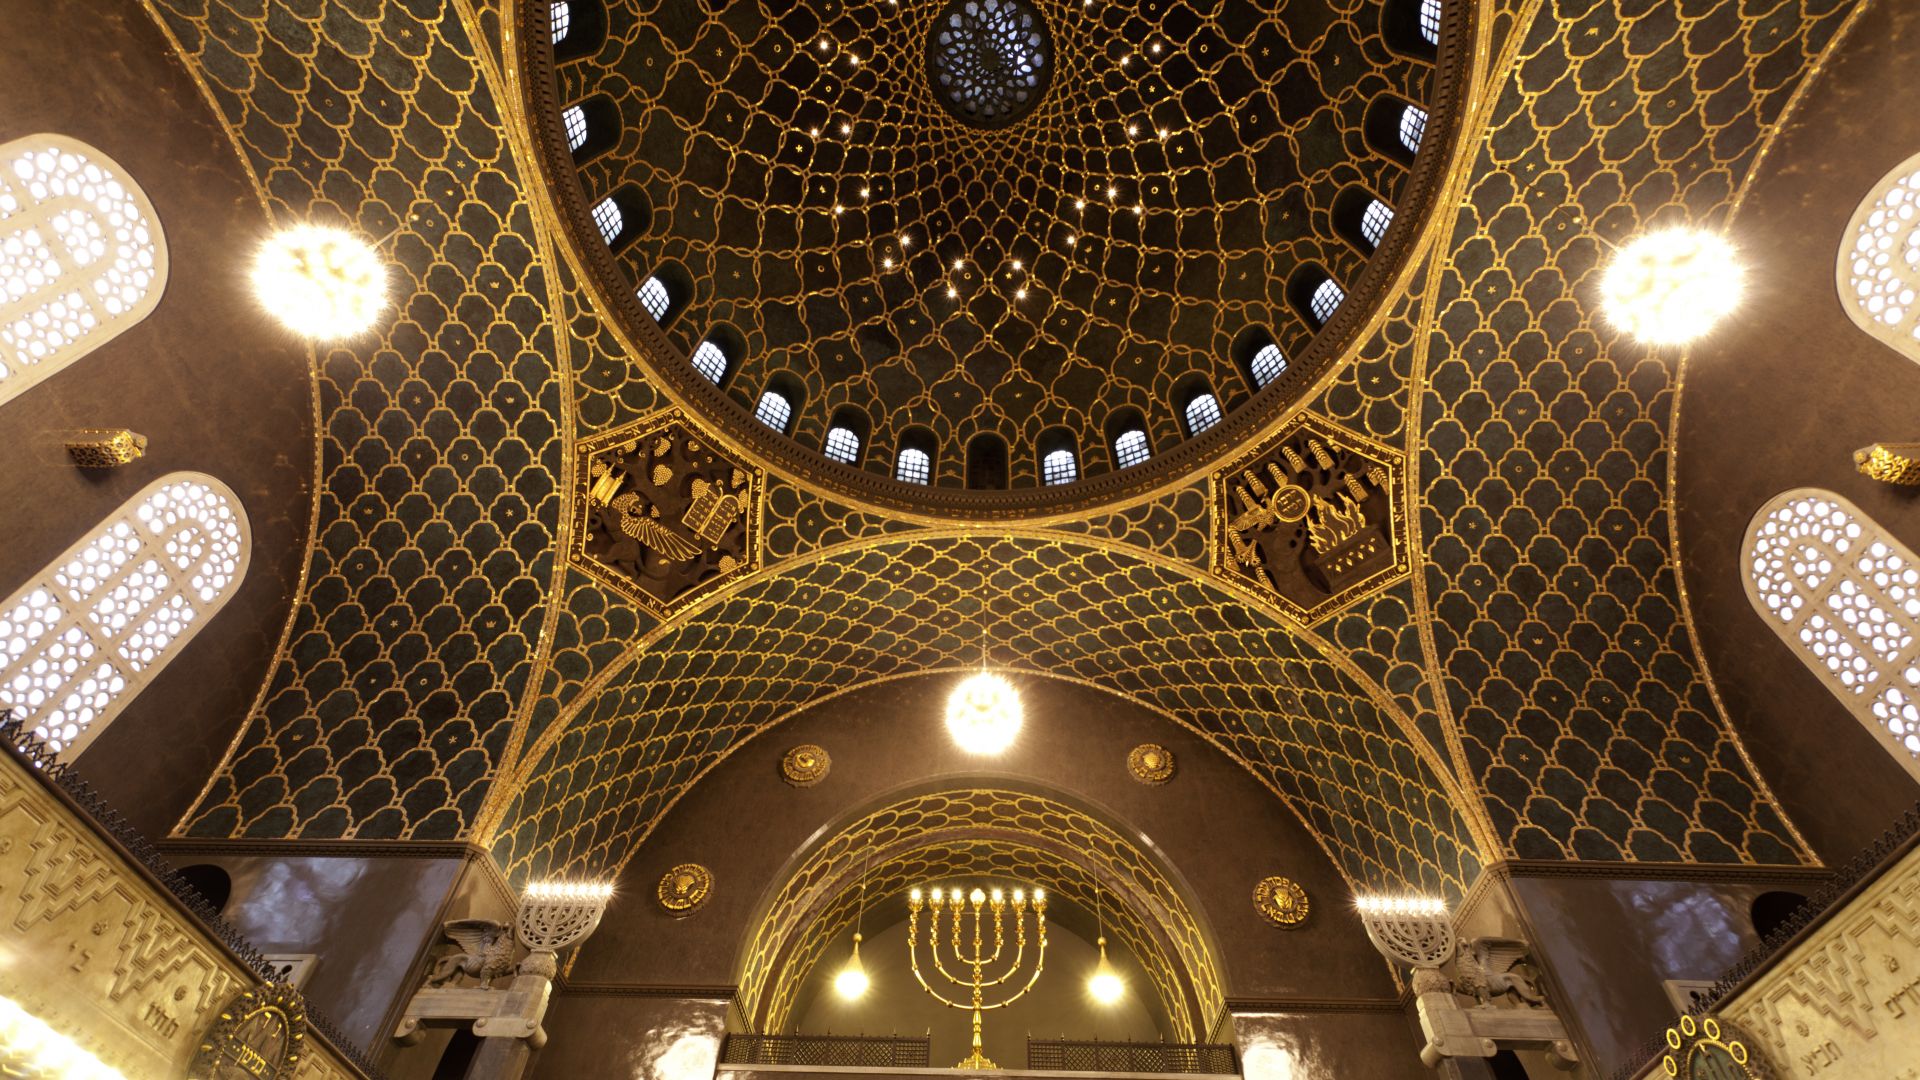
[1597,226,1743,345]
[1087,935,1124,1004]
[945,671,1023,755]
[251,224,389,339]
[834,931,871,999]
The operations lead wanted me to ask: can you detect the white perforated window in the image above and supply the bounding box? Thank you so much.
[1399,105,1428,154]
[0,135,167,410]
[1249,342,1286,388]
[690,339,728,383]
[1042,448,1077,485]
[895,446,931,484]
[1360,199,1394,249]
[755,389,793,433]
[591,197,623,245]
[562,105,589,151]
[1309,278,1346,325]
[1839,151,1920,364]
[823,425,861,464]
[638,276,672,322]
[1113,429,1150,469]
[1418,0,1442,45]
[1744,489,1920,779]
[0,473,249,759]
[1184,393,1223,435]
[551,1,572,42]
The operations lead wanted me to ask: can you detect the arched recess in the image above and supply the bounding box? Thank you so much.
[484,534,1490,898]
[734,786,1225,1042]
[1838,149,1920,364]
[0,134,168,410]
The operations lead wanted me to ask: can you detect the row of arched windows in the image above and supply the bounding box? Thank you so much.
[0,135,251,761]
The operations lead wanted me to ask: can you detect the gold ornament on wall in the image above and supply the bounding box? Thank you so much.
[1661,1014,1768,1078]
[657,863,714,916]
[1854,442,1920,486]
[1127,743,1175,784]
[781,744,831,786]
[189,983,307,1080]
[65,428,148,468]
[1252,876,1310,928]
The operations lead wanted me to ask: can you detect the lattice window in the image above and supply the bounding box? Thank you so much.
[1744,489,1920,778]
[638,277,672,322]
[1113,430,1150,469]
[0,473,248,759]
[823,426,861,464]
[1249,342,1286,388]
[551,1,572,42]
[1042,448,1077,485]
[1839,151,1920,364]
[1184,393,1223,435]
[1360,199,1394,249]
[690,339,728,383]
[0,135,167,410]
[591,197,622,245]
[895,446,931,485]
[562,105,589,151]
[1399,105,1428,154]
[1309,278,1346,325]
[755,389,793,433]
[1419,0,1442,45]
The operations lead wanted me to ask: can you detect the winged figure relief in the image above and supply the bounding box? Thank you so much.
[609,491,702,561]
[1453,937,1548,1008]
[424,918,518,988]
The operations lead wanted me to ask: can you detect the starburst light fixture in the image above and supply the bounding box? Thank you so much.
[945,671,1023,754]
[251,224,390,339]
[1597,226,1743,345]
[1087,936,1124,1004]
[834,932,871,999]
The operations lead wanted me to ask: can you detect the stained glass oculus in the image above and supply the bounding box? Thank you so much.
[927,0,1051,128]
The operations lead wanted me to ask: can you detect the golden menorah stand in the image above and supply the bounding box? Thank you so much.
[907,885,1048,1069]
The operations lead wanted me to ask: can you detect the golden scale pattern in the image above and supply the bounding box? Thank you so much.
[563,0,1431,485]
[490,534,1484,896]
[1400,0,1848,862]
[731,789,1220,1040]
[148,0,587,839]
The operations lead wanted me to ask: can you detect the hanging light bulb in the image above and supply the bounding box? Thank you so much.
[1088,936,1125,1005]
[1597,226,1744,345]
[251,224,389,339]
[834,931,871,999]
[945,671,1023,754]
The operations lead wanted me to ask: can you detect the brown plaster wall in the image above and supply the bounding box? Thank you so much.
[533,993,731,1080]
[1674,0,1920,863]
[563,675,1397,1005]
[1227,1008,1429,1080]
[0,1,314,838]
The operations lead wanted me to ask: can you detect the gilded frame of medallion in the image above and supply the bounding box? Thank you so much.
[1207,411,1409,624]
[568,409,766,617]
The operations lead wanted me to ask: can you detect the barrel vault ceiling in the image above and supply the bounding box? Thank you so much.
[151,0,1856,900]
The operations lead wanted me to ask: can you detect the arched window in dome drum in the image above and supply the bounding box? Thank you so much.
[1399,104,1429,155]
[637,277,672,323]
[562,104,588,151]
[0,134,168,412]
[1183,393,1223,436]
[588,186,650,253]
[1743,489,1920,780]
[550,1,571,43]
[755,388,794,434]
[822,408,868,466]
[690,339,729,384]
[1419,0,1442,44]
[1249,343,1287,389]
[1838,149,1920,366]
[0,473,250,760]
[1113,429,1150,469]
[1042,448,1077,485]
[895,445,932,485]
[1360,199,1395,249]
[591,197,622,245]
[1309,278,1347,326]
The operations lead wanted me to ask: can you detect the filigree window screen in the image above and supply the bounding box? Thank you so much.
[0,473,249,758]
[1838,150,1920,364]
[0,134,167,410]
[1744,489,1920,778]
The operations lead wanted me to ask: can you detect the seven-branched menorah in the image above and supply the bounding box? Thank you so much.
[907,885,1048,1069]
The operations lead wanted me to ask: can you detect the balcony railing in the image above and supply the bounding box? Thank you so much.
[1026,1038,1238,1074]
[720,1033,933,1068]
